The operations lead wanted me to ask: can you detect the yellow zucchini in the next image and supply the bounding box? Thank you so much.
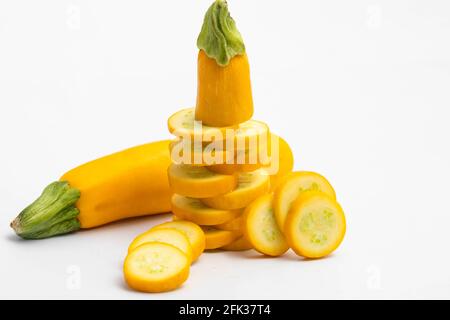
[11,140,172,239]
[195,0,253,127]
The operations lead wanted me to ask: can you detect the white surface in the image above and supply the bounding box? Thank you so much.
[1,0,450,299]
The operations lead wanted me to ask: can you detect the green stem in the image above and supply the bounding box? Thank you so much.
[11,181,81,239]
[197,0,245,66]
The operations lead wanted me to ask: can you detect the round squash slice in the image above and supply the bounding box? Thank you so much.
[208,133,293,185]
[207,145,269,174]
[196,50,254,127]
[168,108,269,150]
[216,215,245,233]
[221,236,253,251]
[284,192,346,259]
[171,194,242,226]
[152,220,206,262]
[128,228,193,263]
[273,171,336,230]
[168,108,229,142]
[169,139,234,166]
[168,164,237,198]
[266,134,294,190]
[201,169,270,210]
[202,227,241,250]
[244,194,289,257]
[123,242,190,293]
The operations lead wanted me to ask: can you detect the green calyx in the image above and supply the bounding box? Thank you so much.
[11,181,81,239]
[197,0,245,66]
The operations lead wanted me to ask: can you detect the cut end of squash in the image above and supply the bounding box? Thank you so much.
[196,51,254,127]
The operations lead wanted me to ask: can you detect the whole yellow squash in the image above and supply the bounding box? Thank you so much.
[11,140,172,239]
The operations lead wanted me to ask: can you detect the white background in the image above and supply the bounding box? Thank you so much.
[1,0,449,299]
